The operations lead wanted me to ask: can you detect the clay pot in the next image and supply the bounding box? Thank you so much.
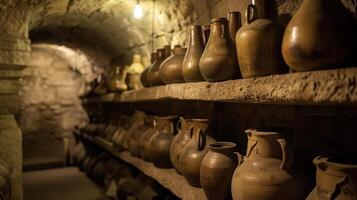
[113,116,131,149]
[104,159,121,189]
[138,117,155,161]
[93,76,108,95]
[108,66,128,92]
[182,25,205,82]
[159,45,187,84]
[228,12,242,44]
[141,53,156,88]
[179,119,216,187]
[231,128,308,200]
[147,116,178,168]
[0,161,10,200]
[126,54,145,90]
[282,0,357,72]
[128,110,148,157]
[199,18,239,82]
[201,142,239,200]
[147,49,166,86]
[236,4,286,78]
[75,144,87,168]
[306,156,357,200]
[202,25,211,46]
[170,118,193,174]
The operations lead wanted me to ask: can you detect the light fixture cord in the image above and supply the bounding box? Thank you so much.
[151,0,156,52]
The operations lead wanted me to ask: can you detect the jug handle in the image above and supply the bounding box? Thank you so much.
[197,129,206,151]
[245,129,257,157]
[221,24,225,39]
[246,4,257,24]
[277,138,293,171]
[176,119,182,132]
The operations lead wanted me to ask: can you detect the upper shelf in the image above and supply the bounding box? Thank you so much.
[82,67,357,105]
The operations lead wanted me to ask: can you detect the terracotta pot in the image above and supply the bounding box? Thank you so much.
[93,76,108,95]
[199,18,239,82]
[179,119,216,187]
[147,49,166,86]
[202,25,211,46]
[282,0,357,72]
[138,117,155,161]
[236,4,286,78]
[228,12,242,44]
[92,160,107,185]
[75,145,87,168]
[231,128,309,200]
[104,159,121,189]
[0,162,10,200]
[128,110,148,157]
[108,66,127,92]
[147,116,178,168]
[170,118,193,174]
[113,116,131,148]
[159,45,187,84]
[182,25,205,82]
[306,156,357,200]
[141,53,156,88]
[201,142,239,200]
[126,54,145,90]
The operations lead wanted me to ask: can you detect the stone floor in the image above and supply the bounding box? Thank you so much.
[23,167,105,200]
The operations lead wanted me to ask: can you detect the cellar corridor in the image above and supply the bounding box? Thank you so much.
[23,167,104,200]
[1,0,357,200]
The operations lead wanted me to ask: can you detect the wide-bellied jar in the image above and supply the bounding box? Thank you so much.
[147,48,166,86]
[159,45,187,84]
[231,128,309,200]
[179,118,216,187]
[146,116,178,168]
[170,118,193,174]
[199,18,239,82]
[306,156,357,200]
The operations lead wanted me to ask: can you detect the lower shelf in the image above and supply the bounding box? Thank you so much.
[79,134,206,200]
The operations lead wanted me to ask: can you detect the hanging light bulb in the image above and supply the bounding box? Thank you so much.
[133,0,143,19]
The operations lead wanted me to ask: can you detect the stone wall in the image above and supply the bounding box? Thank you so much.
[20,44,102,164]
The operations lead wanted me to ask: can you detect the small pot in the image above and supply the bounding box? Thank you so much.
[200,142,239,200]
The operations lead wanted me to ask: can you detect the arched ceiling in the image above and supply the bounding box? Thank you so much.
[29,0,212,67]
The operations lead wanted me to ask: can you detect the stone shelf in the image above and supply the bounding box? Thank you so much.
[83,67,357,105]
[77,134,206,200]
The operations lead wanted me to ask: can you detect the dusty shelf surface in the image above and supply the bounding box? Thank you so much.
[83,67,357,105]
[78,134,206,200]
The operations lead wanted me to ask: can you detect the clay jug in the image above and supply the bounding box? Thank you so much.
[113,116,131,149]
[201,142,240,200]
[93,76,108,95]
[228,12,242,44]
[141,52,156,88]
[179,119,216,187]
[104,159,121,188]
[107,66,128,92]
[147,116,178,168]
[199,18,239,82]
[182,25,205,82]
[170,118,193,174]
[306,156,357,200]
[138,116,155,161]
[159,45,187,84]
[202,25,211,46]
[231,128,308,200]
[147,49,166,86]
[128,110,148,157]
[126,54,145,90]
[282,0,357,72]
[236,4,286,78]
